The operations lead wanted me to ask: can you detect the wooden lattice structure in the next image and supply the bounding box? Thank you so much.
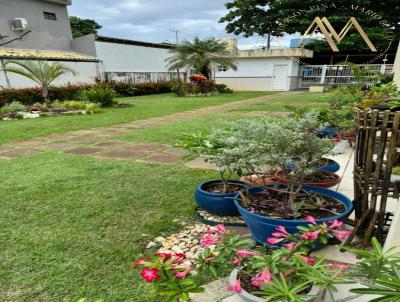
[344,109,400,248]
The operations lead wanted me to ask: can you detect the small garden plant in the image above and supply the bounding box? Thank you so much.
[133,221,400,302]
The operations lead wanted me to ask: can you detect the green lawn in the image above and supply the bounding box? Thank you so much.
[0,91,268,145]
[232,92,331,112]
[0,153,219,302]
[0,91,303,302]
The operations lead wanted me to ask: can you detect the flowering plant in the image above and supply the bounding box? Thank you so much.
[189,74,208,82]
[134,252,204,302]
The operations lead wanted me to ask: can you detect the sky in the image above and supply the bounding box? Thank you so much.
[68,0,294,49]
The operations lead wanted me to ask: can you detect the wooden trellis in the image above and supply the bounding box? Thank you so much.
[343,109,400,248]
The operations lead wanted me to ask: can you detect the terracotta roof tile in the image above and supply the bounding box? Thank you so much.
[0,48,99,62]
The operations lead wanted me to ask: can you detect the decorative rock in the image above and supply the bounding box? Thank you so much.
[154,236,166,243]
[146,242,157,249]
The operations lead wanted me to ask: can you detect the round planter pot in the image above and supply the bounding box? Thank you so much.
[234,185,353,246]
[195,180,247,217]
[229,269,319,302]
[240,175,276,186]
[317,127,338,138]
[273,170,341,188]
[286,158,341,173]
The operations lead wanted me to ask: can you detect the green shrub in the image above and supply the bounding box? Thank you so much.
[78,87,116,107]
[52,100,101,114]
[0,101,26,113]
[215,83,233,94]
[329,86,363,108]
[0,82,173,106]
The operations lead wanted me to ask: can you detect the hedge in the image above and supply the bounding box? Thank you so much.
[0,81,173,106]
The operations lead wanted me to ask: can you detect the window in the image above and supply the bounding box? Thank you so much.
[43,12,57,21]
[218,65,228,72]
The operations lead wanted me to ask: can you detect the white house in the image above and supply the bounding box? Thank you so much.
[214,48,314,91]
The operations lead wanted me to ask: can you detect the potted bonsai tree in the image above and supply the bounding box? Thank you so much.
[177,127,258,216]
[233,117,352,246]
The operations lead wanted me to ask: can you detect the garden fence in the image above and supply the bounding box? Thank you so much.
[298,64,394,88]
[105,72,186,84]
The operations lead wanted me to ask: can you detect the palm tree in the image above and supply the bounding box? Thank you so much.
[2,60,76,103]
[338,62,380,88]
[166,38,237,79]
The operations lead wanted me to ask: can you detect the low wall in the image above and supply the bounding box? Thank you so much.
[0,60,100,89]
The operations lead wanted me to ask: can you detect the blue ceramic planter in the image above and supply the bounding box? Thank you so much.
[195,180,247,216]
[286,158,341,173]
[234,185,353,246]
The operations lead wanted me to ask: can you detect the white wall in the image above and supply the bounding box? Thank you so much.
[215,57,299,91]
[0,60,99,89]
[95,41,171,72]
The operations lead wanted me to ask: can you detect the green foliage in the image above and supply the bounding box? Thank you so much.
[329,86,364,109]
[2,60,76,102]
[78,87,116,107]
[215,84,233,94]
[392,167,400,176]
[220,0,400,53]
[69,16,102,38]
[51,100,101,114]
[166,38,237,78]
[0,101,26,113]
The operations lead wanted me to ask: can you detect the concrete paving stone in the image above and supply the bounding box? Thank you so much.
[6,139,47,147]
[64,147,104,156]
[96,150,151,160]
[40,142,77,151]
[128,143,169,152]
[337,176,354,191]
[94,141,134,148]
[69,136,101,143]
[140,153,183,164]
[310,244,360,264]
[0,149,43,158]
[164,148,190,156]
[338,189,354,200]
[190,278,231,302]
[70,130,100,135]
[186,157,216,170]
[47,133,77,139]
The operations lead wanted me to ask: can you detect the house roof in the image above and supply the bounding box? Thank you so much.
[96,35,173,49]
[0,48,99,62]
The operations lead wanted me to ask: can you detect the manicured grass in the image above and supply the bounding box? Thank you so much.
[233,92,331,112]
[119,114,246,145]
[0,92,269,145]
[0,152,219,302]
[0,91,315,302]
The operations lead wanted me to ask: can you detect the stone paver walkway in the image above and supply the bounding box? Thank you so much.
[0,92,298,165]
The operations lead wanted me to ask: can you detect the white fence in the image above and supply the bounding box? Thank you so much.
[298,64,394,88]
[104,72,185,84]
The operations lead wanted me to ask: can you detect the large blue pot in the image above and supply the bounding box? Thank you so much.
[234,185,353,246]
[286,158,341,173]
[195,180,247,216]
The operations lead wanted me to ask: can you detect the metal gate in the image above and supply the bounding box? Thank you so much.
[104,72,185,84]
[298,64,394,88]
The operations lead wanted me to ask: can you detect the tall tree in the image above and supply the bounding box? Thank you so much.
[70,16,102,38]
[2,61,76,103]
[220,0,400,53]
[166,38,237,79]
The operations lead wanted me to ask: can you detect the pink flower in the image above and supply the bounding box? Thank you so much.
[216,224,226,232]
[171,253,186,263]
[156,252,172,260]
[276,226,289,235]
[304,216,317,225]
[175,267,191,279]
[140,268,160,282]
[300,256,316,265]
[228,279,242,293]
[200,235,219,247]
[271,232,287,238]
[134,258,150,268]
[266,237,284,245]
[329,220,344,229]
[301,230,321,240]
[236,249,258,258]
[332,230,352,240]
[284,243,297,250]
[251,269,272,288]
[232,257,241,266]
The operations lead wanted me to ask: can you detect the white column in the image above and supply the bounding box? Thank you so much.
[394,41,400,87]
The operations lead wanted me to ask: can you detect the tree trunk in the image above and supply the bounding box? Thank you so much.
[200,66,210,79]
[42,86,50,104]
